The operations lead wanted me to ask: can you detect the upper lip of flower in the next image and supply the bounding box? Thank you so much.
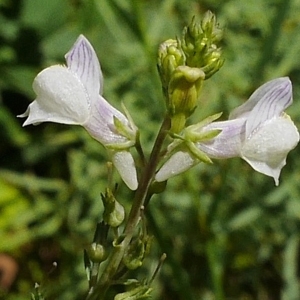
[229,76,293,138]
[200,77,295,145]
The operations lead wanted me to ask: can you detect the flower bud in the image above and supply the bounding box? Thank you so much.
[180,12,224,77]
[201,47,224,79]
[168,66,205,133]
[157,12,224,133]
[201,11,223,43]
[157,39,185,96]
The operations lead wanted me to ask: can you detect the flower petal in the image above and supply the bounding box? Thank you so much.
[65,36,137,147]
[65,35,104,98]
[155,151,196,182]
[230,77,291,119]
[241,115,299,185]
[156,118,246,182]
[83,95,134,145]
[111,150,138,190]
[245,79,292,138]
[230,77,292,138]
[20,65,90,126]
[197,118,245,158]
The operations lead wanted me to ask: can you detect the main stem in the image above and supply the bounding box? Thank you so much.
[87,115,170,299]
[124,115,170,236]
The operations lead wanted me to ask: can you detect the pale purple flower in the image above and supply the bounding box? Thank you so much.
[156,77,299,185]
[19,35,138,190]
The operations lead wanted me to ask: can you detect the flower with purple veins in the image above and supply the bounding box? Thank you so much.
[156,77,299,185]
[19,35,138,190]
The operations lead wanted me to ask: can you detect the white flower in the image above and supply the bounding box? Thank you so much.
[156,77,299,185]
[19,35,138,190]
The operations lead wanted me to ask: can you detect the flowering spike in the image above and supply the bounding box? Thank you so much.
[18,35,138,190]
[157,12,224,133]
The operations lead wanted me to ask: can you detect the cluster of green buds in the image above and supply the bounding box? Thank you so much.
[157,11,224,133]
[181,12,223,75]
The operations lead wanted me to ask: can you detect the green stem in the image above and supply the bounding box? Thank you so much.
[206,238,225,300]
[124,116,170,236]
[86,116,170,299]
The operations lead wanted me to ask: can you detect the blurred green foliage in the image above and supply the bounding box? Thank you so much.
[1,0,300,299]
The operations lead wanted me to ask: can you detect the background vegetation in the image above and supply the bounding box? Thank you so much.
[1,0,300,299]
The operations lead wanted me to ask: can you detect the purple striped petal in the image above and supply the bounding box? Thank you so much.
[230,77,292,119]
[245,78,292,138]
[83,95,131,145]
[65,35,104,98]
[229,77,292,138]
